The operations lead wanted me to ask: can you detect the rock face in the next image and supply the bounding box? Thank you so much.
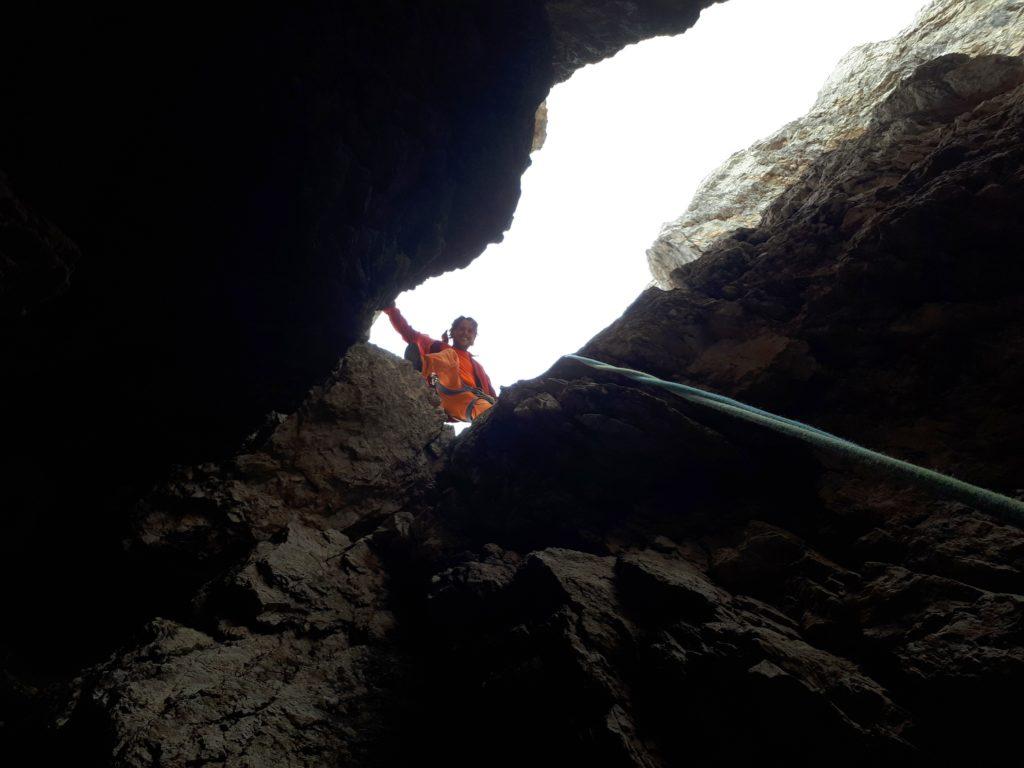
[0,174,78,320]
[132,343,451,568]
[533,100,550,151]
[602,51,1024,491]
[556,47,1023,762]
[5,2,1024,766]
[648,0,1024,285]
[0,0,719,714]
[432,346,1022,764]
[545,0,715,81]
[53,344,448,765]
[375,44,1024,764]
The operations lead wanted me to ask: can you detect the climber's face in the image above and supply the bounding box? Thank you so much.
[452,319,478,350]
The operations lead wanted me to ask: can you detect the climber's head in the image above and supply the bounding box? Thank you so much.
[450,316,478,350]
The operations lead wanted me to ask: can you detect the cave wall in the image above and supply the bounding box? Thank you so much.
[0,0,715,689]
[425,48,1024,765]
[1,1,550,494]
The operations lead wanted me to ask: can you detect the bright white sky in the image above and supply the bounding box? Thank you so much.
[371,0,931,393]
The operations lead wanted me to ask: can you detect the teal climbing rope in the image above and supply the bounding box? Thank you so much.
[564,354,1024,527]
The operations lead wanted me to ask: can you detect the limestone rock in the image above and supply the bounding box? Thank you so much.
[131,343,450,568]
[69,618,406,767]
[648,0,1024,286]
[593,56,1024,491]
[532,100,549,151]
[545,0,715,81]
[58,342,439,765]
[416,544,911,766]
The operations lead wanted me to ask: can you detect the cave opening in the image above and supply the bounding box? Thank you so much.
[370,0,930,394]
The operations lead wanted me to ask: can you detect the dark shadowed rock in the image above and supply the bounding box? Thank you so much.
[419,46,1024,765]
[131,343,450,571]
[67,617,406,767]
[545,0,713,81]
[0,2,722,703]
[415,544,910,767]
[0,174,78,320]
[57,346,442,766]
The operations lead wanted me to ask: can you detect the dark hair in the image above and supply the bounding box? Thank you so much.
[450,316,478,332]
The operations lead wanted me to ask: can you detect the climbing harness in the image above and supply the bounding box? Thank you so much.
[429,371,495,422]
[564,354,1024,526]
[423,347,494,422]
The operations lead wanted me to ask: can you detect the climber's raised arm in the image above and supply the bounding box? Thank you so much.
[383,305,435,350]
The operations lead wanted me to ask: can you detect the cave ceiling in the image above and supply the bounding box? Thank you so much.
[0,0,716,697]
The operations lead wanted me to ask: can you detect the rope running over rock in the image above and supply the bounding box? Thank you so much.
[564,354,1024,527]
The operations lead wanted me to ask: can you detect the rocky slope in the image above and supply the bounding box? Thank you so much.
[415,48,1024,765]
[48,344,450,765]
[648,0,1024,285]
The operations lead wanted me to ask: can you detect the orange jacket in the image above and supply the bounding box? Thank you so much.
[383,306,497,398]
[420,347,494,422]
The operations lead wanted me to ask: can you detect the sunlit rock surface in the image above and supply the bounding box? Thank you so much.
[598,51,1024,489]
[648,0,1024,286]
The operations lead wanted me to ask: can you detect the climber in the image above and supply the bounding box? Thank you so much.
[382,305,497,422]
